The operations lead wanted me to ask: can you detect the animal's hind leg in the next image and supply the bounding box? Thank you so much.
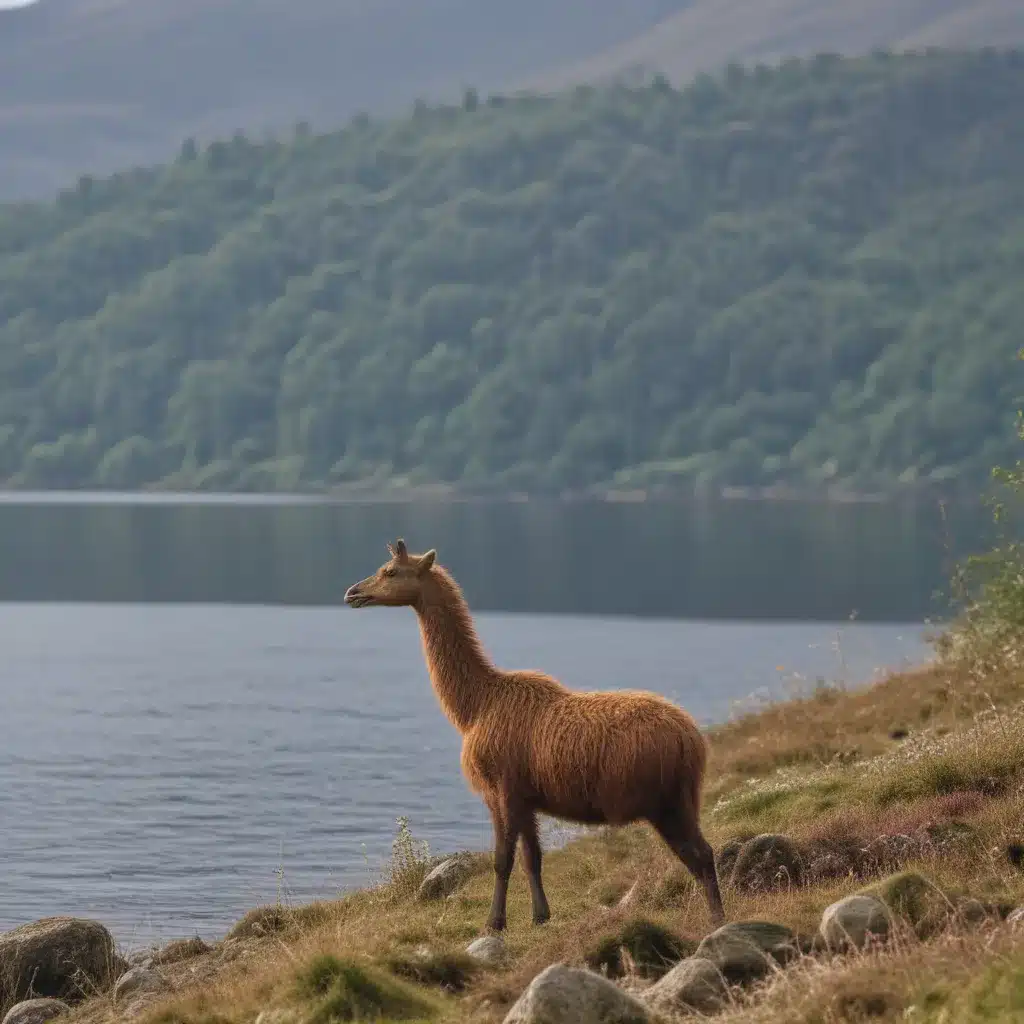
[653,812,725,926]
[485,799,520,932]
[519,814,551,926]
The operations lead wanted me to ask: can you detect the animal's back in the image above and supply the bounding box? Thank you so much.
[468,676,707,826]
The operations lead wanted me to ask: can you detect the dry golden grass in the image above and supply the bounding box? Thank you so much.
[706,659,1024,791]
[712,924,1024,1023]
[53,656,1024,1024]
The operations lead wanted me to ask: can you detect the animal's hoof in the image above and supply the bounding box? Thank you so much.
[532,909,551,926]
[486,918,506,933]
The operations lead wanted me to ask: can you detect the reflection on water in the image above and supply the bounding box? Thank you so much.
[0,493,986,619]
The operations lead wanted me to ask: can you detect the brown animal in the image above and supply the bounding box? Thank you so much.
[344,539,725,931]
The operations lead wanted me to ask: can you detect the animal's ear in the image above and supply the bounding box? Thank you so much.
[418,549,436,574]
[393,539,408,561]
[386,542,396,558]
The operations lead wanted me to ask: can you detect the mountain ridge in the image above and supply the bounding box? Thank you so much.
[531,0,1024,91]
[3,0,1024,199]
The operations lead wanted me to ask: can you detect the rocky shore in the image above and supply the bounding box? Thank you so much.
[3,840,1022,1024]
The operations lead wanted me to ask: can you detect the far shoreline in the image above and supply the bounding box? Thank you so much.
[0,483,975,507]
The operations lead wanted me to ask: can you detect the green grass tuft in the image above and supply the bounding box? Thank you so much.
[584,918,695,979]
[383,951,480,992]
[860,871,956,938]
[297,955,435,1022]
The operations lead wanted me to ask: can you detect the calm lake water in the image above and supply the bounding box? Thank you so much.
[0,494,978,946]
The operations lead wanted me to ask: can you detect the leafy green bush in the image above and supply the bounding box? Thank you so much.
[938,355,1024,673]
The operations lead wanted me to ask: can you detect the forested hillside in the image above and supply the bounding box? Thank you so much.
[1,50,1023,495]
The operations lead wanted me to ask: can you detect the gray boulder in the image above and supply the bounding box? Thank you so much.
[957,899,989,926]
[124,949,156,969]
[417,857,474,901]
[819,895,892,950]
[114,966,170,1003]
[693,921,798,983]
[1008,907,1024,928]
[1,999,69,1024]
[0,917,121,1004]
[466,935,506,966]
[502,964,652,1024]
[643,957,729,1015]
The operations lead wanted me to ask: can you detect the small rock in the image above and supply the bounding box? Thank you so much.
[114,967,170,1002]
[694,921,798,984]
[466,935,506,966]
[502,964,652,1024]
[1008,907,1024,928]
[152,936,210,965]
[820,895,892,950]
[860,833,925,872]
[729,834,805,892]
[0,917,122,1003]
[124,949,156,969]
[716,839,745,881]
[643,957,729,1015]
[1,999,70,1024]
[958,899,989,926]
[417,857,475,901]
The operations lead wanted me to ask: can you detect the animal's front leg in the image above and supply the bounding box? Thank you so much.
[486,807,520,932]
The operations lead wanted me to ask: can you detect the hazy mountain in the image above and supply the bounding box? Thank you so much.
[0,0,684,198]
[3,0,1024,200]
[532,0,1024,90]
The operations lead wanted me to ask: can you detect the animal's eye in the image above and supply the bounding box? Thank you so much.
[383,567,396,578]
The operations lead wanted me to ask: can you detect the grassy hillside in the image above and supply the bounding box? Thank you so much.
[0,0,683,199]
[1,50,1024,495]
[41,628,1024,1023]
[535,0,1024,91]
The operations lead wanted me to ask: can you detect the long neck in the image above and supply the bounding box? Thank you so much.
[413,568,498,731]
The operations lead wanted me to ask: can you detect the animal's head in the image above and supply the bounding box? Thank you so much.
[343,539,437,609]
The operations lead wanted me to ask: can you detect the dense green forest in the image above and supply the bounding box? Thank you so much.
[1,49,1023,494]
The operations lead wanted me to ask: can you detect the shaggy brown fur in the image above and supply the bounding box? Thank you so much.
[344,539,725,931]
